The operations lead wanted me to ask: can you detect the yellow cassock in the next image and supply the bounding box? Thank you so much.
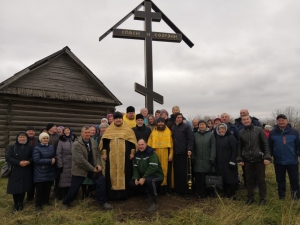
[147,126,173,187]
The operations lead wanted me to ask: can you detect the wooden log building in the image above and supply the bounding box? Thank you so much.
[0,46,121,157]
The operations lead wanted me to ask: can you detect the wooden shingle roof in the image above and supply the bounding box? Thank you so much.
[0,46,121,105]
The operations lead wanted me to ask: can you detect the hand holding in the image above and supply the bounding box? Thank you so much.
[129,154,134,160]
[135,179,139,186]
[264,160,270,166]
[96,165,102,172]
[138,178,145,186]
[19,161,27,167]
[238,162,244,166]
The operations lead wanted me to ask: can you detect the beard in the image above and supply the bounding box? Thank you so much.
[114,122,123,127]
[157,125,166,131]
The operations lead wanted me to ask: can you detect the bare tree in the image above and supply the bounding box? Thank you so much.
[259,117,276,128]
[271,106,300,130]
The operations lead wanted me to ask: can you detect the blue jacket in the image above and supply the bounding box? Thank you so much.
[269,124,300,165]
[33,142,56,183]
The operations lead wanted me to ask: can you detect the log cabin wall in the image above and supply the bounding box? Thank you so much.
[0,47,122,157]
[0,99,10,156]
[0,95,115,157]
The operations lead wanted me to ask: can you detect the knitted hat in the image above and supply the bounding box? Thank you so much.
[126,106,135,113]
[99,123,109,128]
[213,118,221,123]
[157,117,165,123]
[218,123,227,130]
[57,126,64,130]
[101,118,108,123]
[26,126,35,131]
[39,132,49,142]
[136,114,144,120]
[46,123,55,131]
[198,120,208,127]
[160,109,168,117]
[113,111,123,119]
[106,114,113,119]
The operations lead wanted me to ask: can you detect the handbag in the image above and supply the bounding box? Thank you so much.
[205,164,223,190]
[1,162,12,178]
[1,146,15,178]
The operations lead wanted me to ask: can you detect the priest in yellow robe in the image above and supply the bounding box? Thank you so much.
[122,106,136,128]
[147,117,173,195]
[99,111,137,200]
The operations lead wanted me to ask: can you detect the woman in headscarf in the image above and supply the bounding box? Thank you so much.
[89,125,100,146]
[33,132,56,210]
[6,132,33,212]
[146,114,156,131]
[107,114,114,125]
[56,126,64,136]
[215,123,238,199]
[56,126,77,199]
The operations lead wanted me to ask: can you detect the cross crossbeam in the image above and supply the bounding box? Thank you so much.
[109,0,188,114]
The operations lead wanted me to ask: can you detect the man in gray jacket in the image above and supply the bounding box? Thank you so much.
[237,115,271,206]
[62,126,112,210]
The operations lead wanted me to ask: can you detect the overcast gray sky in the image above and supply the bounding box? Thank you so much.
[1,0,299,120]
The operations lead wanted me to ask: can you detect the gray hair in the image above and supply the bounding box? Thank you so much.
[81,126,90,132]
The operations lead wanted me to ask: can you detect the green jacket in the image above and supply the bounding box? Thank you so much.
[132,146,164,180]
[71,136,101,177]
[193,129,216,173]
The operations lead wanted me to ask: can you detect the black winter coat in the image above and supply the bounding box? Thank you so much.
[234,117,262,132]
[33,142,56,183]
[172,122,194,154]
[215,130,238,184]
[237,125,271,162]
[6,132,33,194]
[132,125,152,142]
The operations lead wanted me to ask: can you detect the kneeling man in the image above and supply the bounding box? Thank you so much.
[130,139,163,212]
[62,126,112,210]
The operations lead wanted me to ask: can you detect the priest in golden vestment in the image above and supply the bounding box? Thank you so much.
[122,106,136,128]
[147,117,173,195]
[99,111,137,200]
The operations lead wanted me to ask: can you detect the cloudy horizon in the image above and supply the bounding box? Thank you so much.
[1,0,299,120]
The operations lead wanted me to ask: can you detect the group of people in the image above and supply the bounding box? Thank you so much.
[4,106,300,213]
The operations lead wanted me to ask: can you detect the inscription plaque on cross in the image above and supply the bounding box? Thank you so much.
[112,1,182,114]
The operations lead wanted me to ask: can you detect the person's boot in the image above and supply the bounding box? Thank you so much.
[100,202,113,210]
[12,204,19,213]
[146,197,158,212]
[18,202,24,211]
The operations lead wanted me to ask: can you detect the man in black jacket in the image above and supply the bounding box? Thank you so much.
[132,114,152,142]
[237,115,271,205]
[171,113,194,200]
[235,109,262,131]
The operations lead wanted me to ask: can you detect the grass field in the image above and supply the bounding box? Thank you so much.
[1,162,300,225]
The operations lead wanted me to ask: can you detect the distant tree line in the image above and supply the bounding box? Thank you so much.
[187,106,300,132]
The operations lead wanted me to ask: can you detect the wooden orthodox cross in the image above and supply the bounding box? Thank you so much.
[99,0,193,114]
